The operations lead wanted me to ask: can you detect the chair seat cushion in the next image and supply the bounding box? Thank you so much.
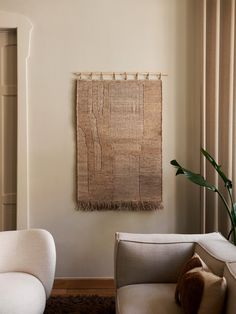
[0,272,46,314]
[117,283,182,314]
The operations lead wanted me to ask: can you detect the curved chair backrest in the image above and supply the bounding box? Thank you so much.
[0,229,56,298]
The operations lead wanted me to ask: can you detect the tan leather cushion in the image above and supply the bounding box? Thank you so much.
[175,253,209,304]
[178,268,226,314]
[117,283,182,314]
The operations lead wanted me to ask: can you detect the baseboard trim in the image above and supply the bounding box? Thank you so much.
[53,278,115,290]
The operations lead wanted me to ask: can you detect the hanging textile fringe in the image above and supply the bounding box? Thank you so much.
[77,201,163,211]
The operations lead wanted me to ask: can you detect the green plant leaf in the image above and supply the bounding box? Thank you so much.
[232,203,236,226]
[170,160,217,191]
[201,148,232,189]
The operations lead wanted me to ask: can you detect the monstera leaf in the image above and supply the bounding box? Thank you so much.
[170,160,217,191]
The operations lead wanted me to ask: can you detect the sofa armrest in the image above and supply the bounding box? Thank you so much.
[224,262,236,314]
[0,229,56,298]
[114,232,220,289]
[195,234,236,276]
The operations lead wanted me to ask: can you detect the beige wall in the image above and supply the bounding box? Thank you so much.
[0,0,201,277]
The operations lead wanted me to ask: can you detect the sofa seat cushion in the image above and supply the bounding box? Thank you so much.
[117,283,182,314]
[0,272,46,314]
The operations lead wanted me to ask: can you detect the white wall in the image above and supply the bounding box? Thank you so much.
[0,0,201,277]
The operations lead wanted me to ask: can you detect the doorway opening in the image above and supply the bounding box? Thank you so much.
[0,29,17,230]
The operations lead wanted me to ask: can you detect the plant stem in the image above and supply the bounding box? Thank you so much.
[216,189,234,222]
[226,187,236,244]
[227,186,234,209]
[227,228,233,240]
[228,186,236,219]
[231,227,236,245]
[217,188,236,244]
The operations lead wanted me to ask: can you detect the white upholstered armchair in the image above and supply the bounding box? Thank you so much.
[0,229,56,314]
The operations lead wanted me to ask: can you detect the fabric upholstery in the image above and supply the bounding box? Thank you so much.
[115,232,223,288]
[116,241,194,288]
[224,262,236,314]
[195,236,236,276]
[0,229,56,298]
[115,232,236,314]
[117,283,182,314]
[115,232,222,243]
[0,272,46,314]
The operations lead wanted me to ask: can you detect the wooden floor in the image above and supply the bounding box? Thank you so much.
[51,288,115,297]
[51,278,115,297]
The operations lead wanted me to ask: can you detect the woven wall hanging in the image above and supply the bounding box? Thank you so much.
[76,72,163,211]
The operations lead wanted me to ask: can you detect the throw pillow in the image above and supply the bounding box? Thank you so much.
[178,268,227,314]
[175,253,209,305]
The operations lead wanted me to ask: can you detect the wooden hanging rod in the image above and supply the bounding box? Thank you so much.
[73,71,168,80]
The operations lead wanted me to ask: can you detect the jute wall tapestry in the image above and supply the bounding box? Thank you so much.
[76,73,162,211]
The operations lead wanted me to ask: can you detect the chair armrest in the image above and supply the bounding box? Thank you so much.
[0,229,56,298]
[114,232,221,289]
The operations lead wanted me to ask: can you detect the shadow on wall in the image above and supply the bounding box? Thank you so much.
[174,0,201,233]
[70,78,78,206]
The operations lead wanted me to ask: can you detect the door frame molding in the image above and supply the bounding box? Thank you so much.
[0,11,32,229]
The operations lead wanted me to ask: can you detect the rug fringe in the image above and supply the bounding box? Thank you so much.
[76,200,163,211]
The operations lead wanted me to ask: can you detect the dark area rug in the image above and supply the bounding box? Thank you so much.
[44,295,116,314]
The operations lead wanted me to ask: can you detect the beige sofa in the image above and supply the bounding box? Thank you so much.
[114,232,236,314]
[0,229,56,314]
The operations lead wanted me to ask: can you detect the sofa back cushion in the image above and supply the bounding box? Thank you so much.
[114,232,231,289]
[116,241,195,288]
[115,234,199,288]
